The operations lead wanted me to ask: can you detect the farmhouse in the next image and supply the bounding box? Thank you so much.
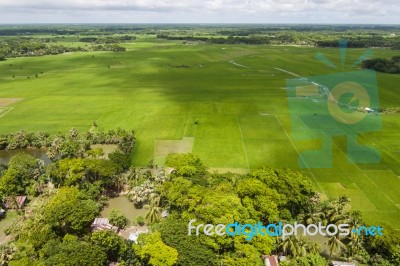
[3,196,27,209]
[91,218,118,232]
[262,255,279,266]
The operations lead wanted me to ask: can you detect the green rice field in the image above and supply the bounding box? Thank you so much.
[0,38,399,228]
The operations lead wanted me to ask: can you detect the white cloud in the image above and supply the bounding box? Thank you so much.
[0,0,398,23]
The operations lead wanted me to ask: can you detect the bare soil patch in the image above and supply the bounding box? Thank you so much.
[0,98,23,107]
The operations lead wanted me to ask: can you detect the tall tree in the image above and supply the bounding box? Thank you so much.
[135,232,178,266]
[328,234,346,259]
[42,187,99,235]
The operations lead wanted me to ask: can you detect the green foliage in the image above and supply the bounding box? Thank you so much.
[135,231,178,266]
[165,153,206,178]
[91,230,128,262]
[0,153,44,197]
[136,215,145,226]
[108,150,131,172]
[157,214,218,266]
[0,129,135,163]
[50,158,119,189]
[362,56,400,73]
[39,235,107,266]
[84,158,119,183]
[144,197,162,225]
[365,223,400,264]
[236,177,281,222]
[43,187,99,235]
[86,147,105,158]
[251,168,314,217]
[222,241,263,266]
[109,209,129,229]
[51,158,85,186]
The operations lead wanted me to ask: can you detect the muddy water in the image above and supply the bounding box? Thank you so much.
[0,149,51,165]
[101,196,147,221]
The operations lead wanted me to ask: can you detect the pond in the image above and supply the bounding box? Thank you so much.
[0,149,51,165]
[101,196,147,221]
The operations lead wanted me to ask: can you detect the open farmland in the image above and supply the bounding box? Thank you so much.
[0,38,400,228]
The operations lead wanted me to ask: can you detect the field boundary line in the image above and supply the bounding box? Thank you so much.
[229,60,250,69]
[183,117,189,137]
[236,116,250,172]
[0,107,14,118]
[273,67,301,77]
[328,139,397,207]
[274,114,327,196]
[350,183,378,211]
[360,168,397,206]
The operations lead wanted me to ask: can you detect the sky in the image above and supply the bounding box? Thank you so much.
[0,0,398,24]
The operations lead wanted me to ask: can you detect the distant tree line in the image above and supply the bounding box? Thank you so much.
[0,38,126,60]
[362,56,400,74]
[157,34,274,45]
[79,35,136,44]
[316,37,400,49]
[157,33,400,49]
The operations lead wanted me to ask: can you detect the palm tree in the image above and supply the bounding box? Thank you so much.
[279,235,302,257]
[307,241,321,255]
[298,211,324,225]
[328,234,346,259]
[113,173,127,192]
[144,197,162,225]
[321,197,350,226]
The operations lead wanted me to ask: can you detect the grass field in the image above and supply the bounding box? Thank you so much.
[0,39,399,228]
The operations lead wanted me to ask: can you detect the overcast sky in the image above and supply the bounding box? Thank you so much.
[0,0,398,24]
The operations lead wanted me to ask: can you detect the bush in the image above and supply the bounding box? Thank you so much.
[109,209,129,229]
[109,150,131,172]
[136,215,145,226]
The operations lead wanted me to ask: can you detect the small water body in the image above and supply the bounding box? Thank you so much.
[101,196,147,221]
[0,149,51,165]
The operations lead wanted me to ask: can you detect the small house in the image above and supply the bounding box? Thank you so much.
[262,255,279,266]
[3,196,27,209]
[91,218,118,232]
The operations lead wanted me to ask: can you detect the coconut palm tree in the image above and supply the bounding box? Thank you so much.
[307,241,321,255]
[321,197,351,226]
[298,210,324,225]
[328,234,346,259]
[144,197,162,225]
[279,235,303,257]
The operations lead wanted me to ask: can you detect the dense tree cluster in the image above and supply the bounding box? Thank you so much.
[0,128,135,160]
[362,56,400,74]
[0,149,399,265]
[0,38,126,60]
[0,38,84,59]
[0,153,45,197]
